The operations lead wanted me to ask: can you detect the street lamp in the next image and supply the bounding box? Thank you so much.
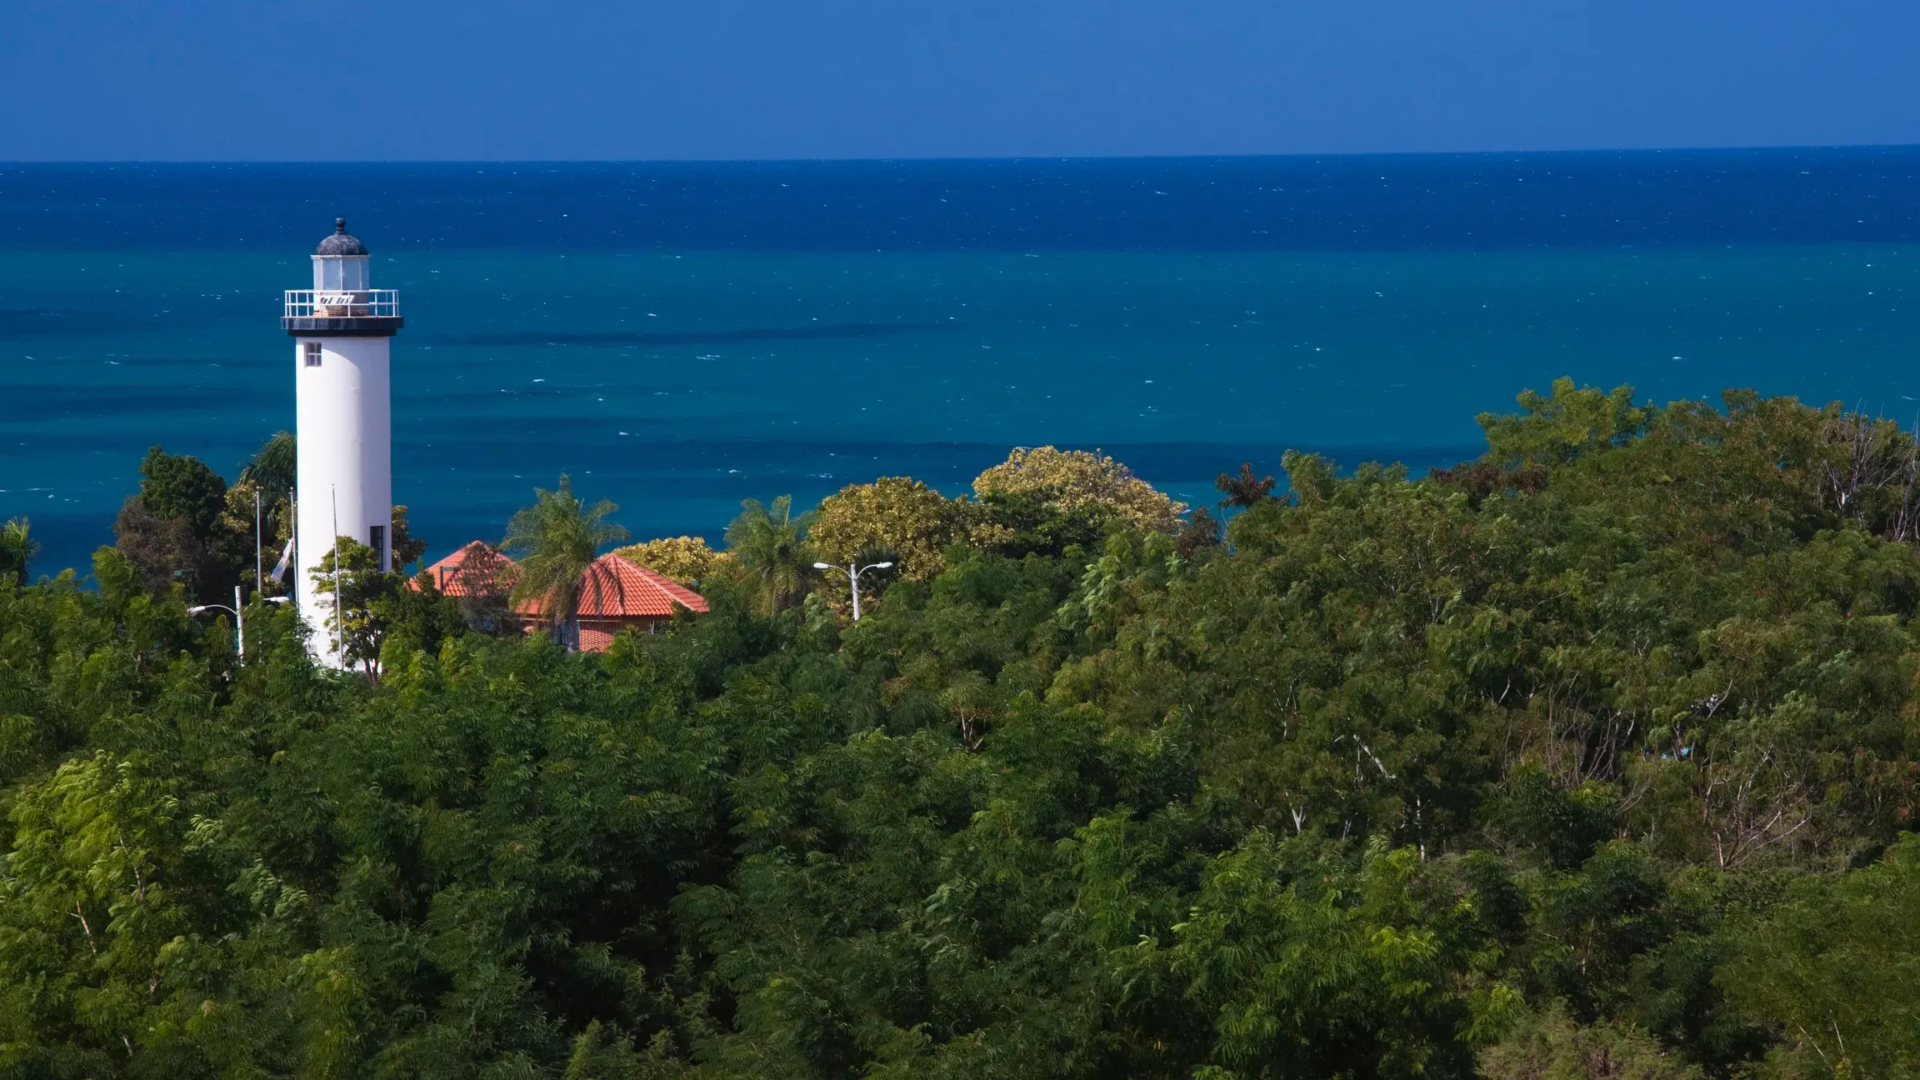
[188,585,291,662]
[813,559,894,621]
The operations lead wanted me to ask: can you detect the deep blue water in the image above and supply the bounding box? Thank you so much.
[3,148,1919,577]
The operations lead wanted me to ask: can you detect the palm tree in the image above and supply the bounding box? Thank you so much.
[0,517,37,584]
[239,431,298,504]
[240,431,298,593]
[502,475,629,649]
[724,495,816,615]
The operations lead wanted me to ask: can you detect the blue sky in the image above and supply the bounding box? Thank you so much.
[5,0,1916,160]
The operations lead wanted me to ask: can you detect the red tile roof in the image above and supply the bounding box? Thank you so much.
[528,551,711,618]
[420,543,708,622]
[415,541,519,598]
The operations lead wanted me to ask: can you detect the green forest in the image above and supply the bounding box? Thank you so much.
[2,379,1919,1079]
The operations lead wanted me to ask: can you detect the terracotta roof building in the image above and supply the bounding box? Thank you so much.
[421,541,520,597]
[520,551,711,651]
[416,544,708,651]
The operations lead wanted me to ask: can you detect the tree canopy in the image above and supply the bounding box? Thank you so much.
[5,382,1920,1079]
[114,446,249,604]
[503,474,631,647]
[615,535,736,585]
[237,430,297,505]
[974,445,1188,533]
[723,494,816,614]
[0,517,36,583]
[808,476,973,583]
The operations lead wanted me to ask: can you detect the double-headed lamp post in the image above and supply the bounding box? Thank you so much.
[813,559,894,621]
[188,585,291,662]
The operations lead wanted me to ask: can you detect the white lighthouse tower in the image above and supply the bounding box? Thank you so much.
[283,218,402,662]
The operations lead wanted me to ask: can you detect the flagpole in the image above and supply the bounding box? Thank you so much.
[331,485,342,661]
[284,488,298,602]
[254,488,263,596]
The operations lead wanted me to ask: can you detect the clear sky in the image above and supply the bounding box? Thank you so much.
[5,0,1916,161]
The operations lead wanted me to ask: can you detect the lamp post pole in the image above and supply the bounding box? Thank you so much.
[188,586,291,662]
[812,560,894,621]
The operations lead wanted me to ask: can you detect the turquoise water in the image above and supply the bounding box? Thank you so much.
[3,154,1918,574]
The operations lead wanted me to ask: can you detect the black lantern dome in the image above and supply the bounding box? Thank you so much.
[314,218,369,257]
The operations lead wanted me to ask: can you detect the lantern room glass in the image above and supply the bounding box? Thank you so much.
[313,255,369,293]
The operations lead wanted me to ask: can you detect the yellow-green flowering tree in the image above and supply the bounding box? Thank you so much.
[972,446,1187,534]
[808,477,974,582]
[617,535,736,584]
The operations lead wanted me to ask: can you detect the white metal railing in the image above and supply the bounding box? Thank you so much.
[284,289,400,318]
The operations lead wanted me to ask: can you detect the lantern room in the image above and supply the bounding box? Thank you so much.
[286,217,398,326]
[312,217,371,293]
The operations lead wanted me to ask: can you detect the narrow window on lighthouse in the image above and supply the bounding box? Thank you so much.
[304,342,322,367]
[369,525,388,571]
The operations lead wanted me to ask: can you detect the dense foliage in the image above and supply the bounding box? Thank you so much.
[974,445,1189,534]
[113,441,303,607]
[3,381,1919,1079]
[616,537,736,587]
[504,475,631,648]
[808,477,974,583]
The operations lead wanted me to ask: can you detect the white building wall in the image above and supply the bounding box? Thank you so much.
[294,334,393,663]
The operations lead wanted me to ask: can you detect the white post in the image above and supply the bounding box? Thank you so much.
[815,560,893,621]
[234,584,245,663]
[331,485,342,662]
[254,488,263,595]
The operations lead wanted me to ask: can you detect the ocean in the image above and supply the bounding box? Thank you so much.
[3,149,1919,577]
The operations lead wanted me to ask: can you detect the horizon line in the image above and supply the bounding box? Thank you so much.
[5,141,1920,168]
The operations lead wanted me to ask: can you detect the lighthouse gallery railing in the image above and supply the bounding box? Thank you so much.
[284,290,400,318]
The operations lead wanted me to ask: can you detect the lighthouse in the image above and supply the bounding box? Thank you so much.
[283,218,402,662]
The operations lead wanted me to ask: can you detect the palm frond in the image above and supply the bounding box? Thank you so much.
[723,495,817,614]
[0,517,36,583]
[503,475,631,644]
